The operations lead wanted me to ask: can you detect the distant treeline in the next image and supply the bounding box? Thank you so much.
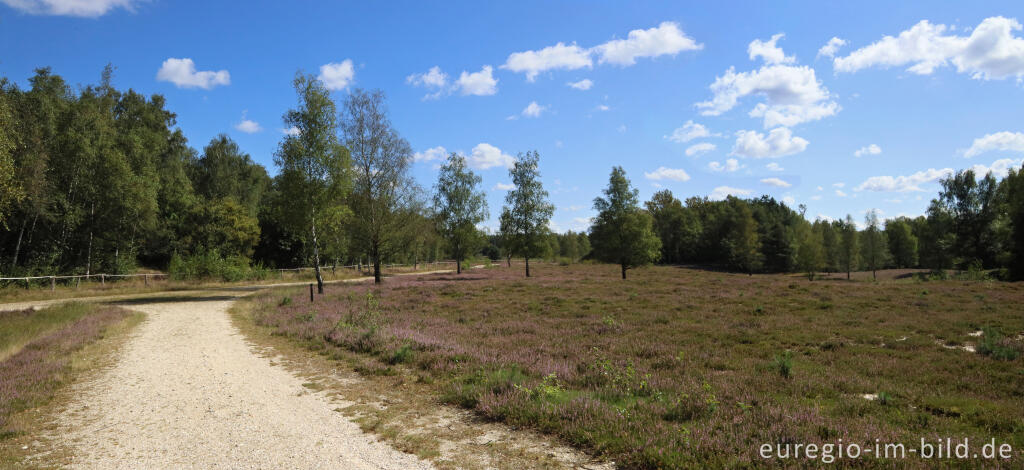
[1,66,1022,281]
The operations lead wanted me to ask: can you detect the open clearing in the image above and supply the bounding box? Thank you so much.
[247,263,1024,468]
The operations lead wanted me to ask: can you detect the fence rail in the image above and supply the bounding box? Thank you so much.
[0,260,459,290]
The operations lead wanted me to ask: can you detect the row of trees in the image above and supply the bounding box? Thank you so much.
[3,66,1023,282]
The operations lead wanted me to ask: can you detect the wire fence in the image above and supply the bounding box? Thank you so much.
[0,260,459,291]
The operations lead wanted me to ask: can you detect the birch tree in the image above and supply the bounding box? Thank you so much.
[434,153,487,274]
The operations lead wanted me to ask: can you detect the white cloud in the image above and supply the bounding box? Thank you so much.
[593,21,702,66]
[854,168,955,192]
[406,66,448,99]
[708,158,743,172]
[567,205,584,211]
[833,182,845,188]
[971,158,1024,178]
[665,120,717,143]
[596,104,610,111]
[455,65,498,96]
[281,126,300,136]
[1,0,135,16]
[644,166,691,182]
[964,131,1024,158]
[233,111,261,134]
[503,43,592,81]
[817,37,847,58]
[318,60,355,91]
[835,189,848,197]
[413,146,447,163]
[731,127,808,158]
[493,182,515,191]
[697,63,838,128]
[782,196,796,206]
[834,17,1024,81]
[568,78,593,90]
[468,143,515,170]
[766,162,784,172]
[760,177,791,188]
[748,33,796,65]
[854,144,882,157]
[156,58,229,89]
[710,186,752,200]
[521,101,547,118]
[810,195,822,201]
[686,142,716,156]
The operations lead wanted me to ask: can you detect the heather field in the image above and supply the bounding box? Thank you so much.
[0,303,136,440]
[247,263,1024,468]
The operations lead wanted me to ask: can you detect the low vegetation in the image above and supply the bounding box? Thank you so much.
[246,264,1023,468]
[0,303,137,439]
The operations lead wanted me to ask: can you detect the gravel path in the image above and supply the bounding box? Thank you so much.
[53,297,434,469]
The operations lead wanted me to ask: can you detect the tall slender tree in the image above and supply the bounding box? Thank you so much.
[499,151,553,277]
[589,167,661,279]
[434,153,488,274]
[343,89,416,284]
[839,215,860,280]
[275,72,350,294]
[863,209,888,280]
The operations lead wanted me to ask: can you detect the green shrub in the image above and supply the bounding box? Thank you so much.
[772,350,794,378]
[388,343,414,365]
[168,249,269,282]
[977,326,1020,361]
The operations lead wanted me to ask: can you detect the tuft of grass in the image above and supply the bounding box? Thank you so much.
[278,296,292,306]
[976,326,1021,361]
[387,343,413,365]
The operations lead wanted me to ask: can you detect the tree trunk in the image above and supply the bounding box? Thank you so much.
[506,254,511,268]
[10,215,26,269]
[621,263,627,279]
[310,207,324,294]
[846,269,851,280]
[456,254,462,274]
[525,257,530,277]
[86,203,95,276]
[373,250,382,284]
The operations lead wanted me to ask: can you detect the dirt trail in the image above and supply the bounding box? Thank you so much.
[48,297,434,469]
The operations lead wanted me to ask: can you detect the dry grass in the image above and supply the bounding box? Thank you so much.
[245,262,1024,468]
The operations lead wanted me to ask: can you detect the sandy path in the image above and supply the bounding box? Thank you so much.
[52,297,433,469]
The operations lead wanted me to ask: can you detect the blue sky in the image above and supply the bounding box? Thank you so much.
[3,1,1024,232]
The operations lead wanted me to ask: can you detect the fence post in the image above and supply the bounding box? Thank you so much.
[76,276,81,289]
[309,283,314,303]
[24,278,30,290]
[51,276,56,291]
[101,274,105,286]
[144,274,149,286]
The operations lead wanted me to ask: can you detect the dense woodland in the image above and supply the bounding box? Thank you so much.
[1,67,1023,282]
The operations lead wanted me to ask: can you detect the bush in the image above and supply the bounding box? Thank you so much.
[168,249,269,282]
[772,350,794,378]
[976,327,1020,361]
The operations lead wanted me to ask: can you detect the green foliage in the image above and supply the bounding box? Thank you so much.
[167,250,268,282]
[499,151,554,276]
[387,343,414,365]
[434,153,488,274]
[589,167,661,278]
[772,350,794,378]
[885,217,919,268]
[977,326,1020,361]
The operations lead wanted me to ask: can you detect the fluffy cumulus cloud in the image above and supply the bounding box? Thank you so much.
[817,37,847,58]
[834,17,1024,81]
[748,33,796,65]
[760,177,792,188]
[502,43,593,81]
[156,58,229,89]
[468,143,515,170]
[708,158,743,172]
[567,78,593,90]
[1,0,134,16]
[644,166,691,182]
[697,34,838,129]
[710,186,752,200]
[854,144,882,157]
[456,66,498,96]
[964,131,1024,158]
[521,101,547,118]
[665,120,716,143]
[971,158,1024,178]
[233,111,261,134]
[686,142,716,156]
[406,66,449,99]
[493,182,515,191]
[318,60,355,90]
[502,22,701,81]
[854,168,955,192]
[281,126,300,136]
[593,21,703,66]
[731,127,808,158]
[413,146,447,163]
[766,162,784,172]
